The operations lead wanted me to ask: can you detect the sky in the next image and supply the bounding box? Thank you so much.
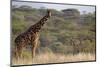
[12,1,95,14]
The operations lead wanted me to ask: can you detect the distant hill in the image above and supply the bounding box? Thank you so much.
[62,9,80,18]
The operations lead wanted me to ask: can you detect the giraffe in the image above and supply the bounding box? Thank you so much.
[14,9,51,59]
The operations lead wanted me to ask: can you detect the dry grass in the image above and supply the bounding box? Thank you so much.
[12,52,95,65]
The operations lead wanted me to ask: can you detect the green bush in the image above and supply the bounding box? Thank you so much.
[12,8,96,55]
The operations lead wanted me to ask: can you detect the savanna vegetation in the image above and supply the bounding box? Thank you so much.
[11,5,96,65]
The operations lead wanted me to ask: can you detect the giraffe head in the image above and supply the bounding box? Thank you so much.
[47,9,51,18]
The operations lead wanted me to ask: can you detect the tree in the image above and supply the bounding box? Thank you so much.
[62,8,80,18]
[19,5,33,11]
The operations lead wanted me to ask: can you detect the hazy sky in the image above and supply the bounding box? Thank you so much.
[12,1,95,14]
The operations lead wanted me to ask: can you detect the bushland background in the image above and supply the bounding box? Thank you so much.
[11,4,96,65]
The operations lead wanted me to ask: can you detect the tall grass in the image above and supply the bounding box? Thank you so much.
[12,52,95,65]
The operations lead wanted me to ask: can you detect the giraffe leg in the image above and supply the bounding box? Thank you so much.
[15,46,19,60]
[32,40,39,58]
[15,45,23,60]
[36,41,40,54]
[32,46,36,59]
[15,46,18,59]
[31,34,39,62]
[18,47,22,58]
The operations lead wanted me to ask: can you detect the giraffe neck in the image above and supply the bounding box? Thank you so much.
[38,15,50,26]
[32,15,50,32]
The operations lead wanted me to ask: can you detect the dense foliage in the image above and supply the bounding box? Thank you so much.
[12,6,96,55]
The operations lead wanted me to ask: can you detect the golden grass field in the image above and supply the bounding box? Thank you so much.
[12,52,95,65]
